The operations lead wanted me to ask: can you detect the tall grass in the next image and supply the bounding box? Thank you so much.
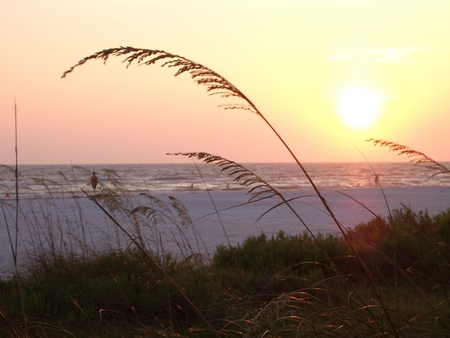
[0,46,448,336]
[369,139,450,179]
[61,49,388,306]
[61,46,400,331]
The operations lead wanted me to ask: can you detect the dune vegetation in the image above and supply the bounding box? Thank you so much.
[0,47,449,337]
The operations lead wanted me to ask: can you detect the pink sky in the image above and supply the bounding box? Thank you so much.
[1,1,450,165]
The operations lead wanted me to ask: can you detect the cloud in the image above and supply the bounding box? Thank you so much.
[329,46,431,64]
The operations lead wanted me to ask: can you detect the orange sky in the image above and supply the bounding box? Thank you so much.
[1,1,450,164]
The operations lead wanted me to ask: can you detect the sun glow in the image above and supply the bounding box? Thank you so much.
[337,87,385,130]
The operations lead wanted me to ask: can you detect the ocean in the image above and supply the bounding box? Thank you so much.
[0,162,449,277]
[1,161,450,196]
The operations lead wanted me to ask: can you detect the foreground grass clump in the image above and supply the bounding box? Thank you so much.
[0,207,449,337]
[215,207,450,289]
[0,248,234,336]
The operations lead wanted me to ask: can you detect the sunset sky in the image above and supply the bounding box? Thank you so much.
[1,1,450,165]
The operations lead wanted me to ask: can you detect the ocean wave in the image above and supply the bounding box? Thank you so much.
[2,162,450,196]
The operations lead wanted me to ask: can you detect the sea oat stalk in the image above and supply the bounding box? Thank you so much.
[368,139,450,178]
[63,48,399,335]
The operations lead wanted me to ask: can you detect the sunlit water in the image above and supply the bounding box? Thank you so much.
[1,162,450,195]
[0,162,449,277]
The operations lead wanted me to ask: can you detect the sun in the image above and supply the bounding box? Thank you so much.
[337,87,384,130]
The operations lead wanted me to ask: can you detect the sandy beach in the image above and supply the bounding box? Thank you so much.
[175,186,450,242]
[0,186,449,277]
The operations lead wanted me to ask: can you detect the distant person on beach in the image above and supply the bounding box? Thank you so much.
[91,172,98,192]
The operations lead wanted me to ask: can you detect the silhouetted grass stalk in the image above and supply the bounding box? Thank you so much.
[12,102,28,336]
[62,47,399,334]
[368,139,450,327]
[80,188,213,330]
[369,139,450,179]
